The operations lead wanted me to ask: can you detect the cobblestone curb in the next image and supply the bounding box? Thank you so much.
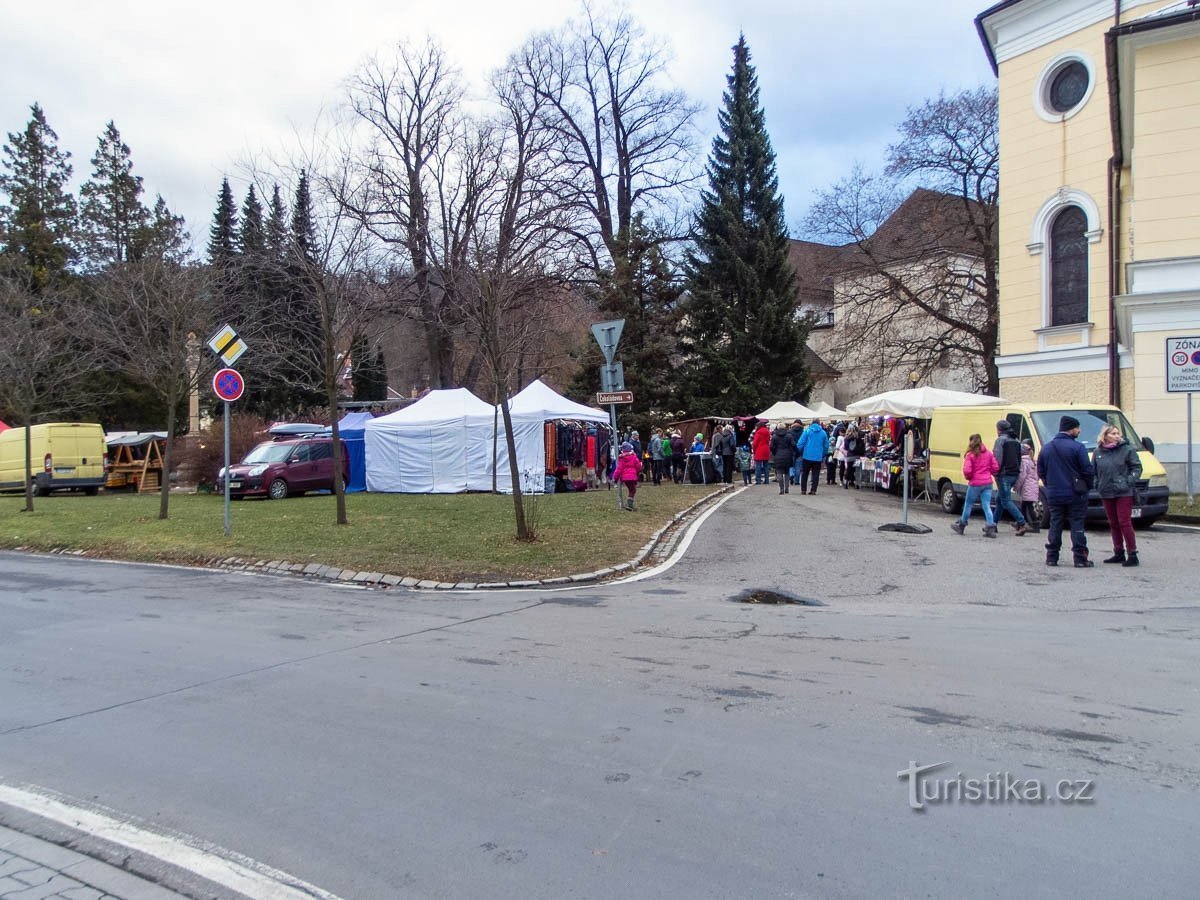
[17,484,736,592]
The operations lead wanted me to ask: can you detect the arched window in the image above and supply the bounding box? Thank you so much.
[1049,205,1088,326]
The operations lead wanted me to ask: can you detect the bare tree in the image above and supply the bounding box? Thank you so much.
[91,258,214,519]
[0,266,115,511]
[804,88,999,395]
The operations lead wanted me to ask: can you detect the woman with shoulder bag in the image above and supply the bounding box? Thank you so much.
[1093,424,1144,566]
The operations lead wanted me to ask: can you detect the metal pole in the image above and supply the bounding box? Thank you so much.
[223,400,231,536]
[902,432,912,525]
[610,403,620,509]
[1188,392,1195,506]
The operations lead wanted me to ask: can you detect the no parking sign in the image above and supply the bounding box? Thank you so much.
[212,368,245,402]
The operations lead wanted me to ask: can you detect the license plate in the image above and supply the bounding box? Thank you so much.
[1131,507,1142,518]
[229,481,242,489]
[53,467,75,474]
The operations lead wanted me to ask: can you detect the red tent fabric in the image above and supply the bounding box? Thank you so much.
[0,420,10,433]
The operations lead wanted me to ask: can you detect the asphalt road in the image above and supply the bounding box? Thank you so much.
[2,486,1198,898]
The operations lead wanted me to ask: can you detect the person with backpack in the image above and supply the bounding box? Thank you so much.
[990,420,1029,535]
[1037,415,1096,567]
[1093,423,1143,567]
[951,433,999,537]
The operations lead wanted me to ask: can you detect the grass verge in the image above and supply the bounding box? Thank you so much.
[1167,493,1200,521]
[0,484,726,582]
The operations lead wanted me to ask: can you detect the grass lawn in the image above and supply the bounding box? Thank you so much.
[1168,493,1200,521]
[0,484,726,582]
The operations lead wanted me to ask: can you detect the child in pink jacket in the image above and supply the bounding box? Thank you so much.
[1013,439,1040,533]
[951,433,1000,537]
[613,441,644,511]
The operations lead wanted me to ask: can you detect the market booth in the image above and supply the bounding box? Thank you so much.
[105,432,166,492]
[331,411,373,493]
[509,379,610,491]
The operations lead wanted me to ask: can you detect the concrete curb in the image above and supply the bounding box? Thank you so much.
[15,485,736,592]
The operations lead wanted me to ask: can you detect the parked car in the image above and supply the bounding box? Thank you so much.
[0,423,108,496]
[217,437,347,500]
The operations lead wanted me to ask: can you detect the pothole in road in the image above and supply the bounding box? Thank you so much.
[732,588,825,606]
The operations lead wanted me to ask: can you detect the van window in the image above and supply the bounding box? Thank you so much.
[1006,414,1032,444]
[1030,410,1143,450]
[308,442,332,462]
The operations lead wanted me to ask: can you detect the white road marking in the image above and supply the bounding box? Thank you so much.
[0,782,342,900]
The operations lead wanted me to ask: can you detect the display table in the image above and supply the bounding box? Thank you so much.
[686,452,717,484]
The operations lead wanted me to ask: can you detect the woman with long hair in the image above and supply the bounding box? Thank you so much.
[951,433,999,537]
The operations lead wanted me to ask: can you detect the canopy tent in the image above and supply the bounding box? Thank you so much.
[845,386,1005,419]
[756,400,817,422]
[808,400,846,419]
[331,411,374,493]
[505,379,610,493]
[0,420,10,433]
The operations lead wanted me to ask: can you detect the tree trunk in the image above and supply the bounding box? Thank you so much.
[498,389,529,541]
[330,384,348,526]
[22,415,34,513]
[159,392,176,520]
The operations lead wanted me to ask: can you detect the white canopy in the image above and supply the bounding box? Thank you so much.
[365,388,522,493]
[808,400,846,419]
[508,379,609,423]
[756,400,817,421]
[845,386,1006,419]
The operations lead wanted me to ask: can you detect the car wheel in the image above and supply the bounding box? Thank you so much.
[1035,492,1050,529]
[83,487,99,496]
[32,481,50,498]
[268,478,289,500]
[939,480,960,514]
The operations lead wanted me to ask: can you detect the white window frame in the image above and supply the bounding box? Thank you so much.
[1027,189,1103,345]
[1033,51,1097,123]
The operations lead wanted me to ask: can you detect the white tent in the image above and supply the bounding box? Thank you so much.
[845,386,1006,419]
[508,379,609,423]
[809,400,847,419]
[503,379,609,493]
[756,400,817,421]
[365,388,526,493]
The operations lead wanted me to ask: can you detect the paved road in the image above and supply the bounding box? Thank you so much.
[1,486,1198,898]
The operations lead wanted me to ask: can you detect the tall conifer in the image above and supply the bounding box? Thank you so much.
[682,36,808,413]
[265,184,288,261]
[207,177,237,266]
[238,185,265,258]
[78,121,148,269]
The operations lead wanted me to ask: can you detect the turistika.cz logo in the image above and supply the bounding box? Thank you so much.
[898,762,1096,810]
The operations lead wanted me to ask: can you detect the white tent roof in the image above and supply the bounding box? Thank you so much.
[845,386,1006,419]
[756,400,817,421]
[808,400,846,418]
[370,387,495,427]
[507,379,609,423]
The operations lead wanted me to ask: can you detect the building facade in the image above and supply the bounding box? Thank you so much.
[977,0,1200,488]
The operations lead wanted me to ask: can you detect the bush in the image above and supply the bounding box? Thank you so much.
[174,412,276,488]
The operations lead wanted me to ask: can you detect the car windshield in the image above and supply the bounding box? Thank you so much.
[240,442,294,464]
[1030,410,1143,450]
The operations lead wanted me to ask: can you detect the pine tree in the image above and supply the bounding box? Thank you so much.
[136,194,188,262]
[265,184,288,261]
[350,332,388,402]
[78,121,149,269]
[238,185,265,258]
[207,177,237,266]
[0,104,77,291]
[682,36,809,413]
[290,170,317,264]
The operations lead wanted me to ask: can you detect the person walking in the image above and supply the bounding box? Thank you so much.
[1037,415,1096,567]
[787,420,805,486]
[1093,423,1143,567]
[950,433,999,537]
[752,421,772,485]
[990,420,1029,535]
[769,423,796,494]
[669,430,686,484]
[1013,439,1040,534]
[649,427,664,485]
[613,441,643,510]
[796,418,830,495]
[825,423,839,485]
[719,425,736,484]
[842,426,865,489]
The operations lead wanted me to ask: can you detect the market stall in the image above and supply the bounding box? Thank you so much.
[507,379,610,492]
[105,432,167,492]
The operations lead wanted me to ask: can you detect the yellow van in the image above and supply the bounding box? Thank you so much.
[0,423,108,496]
[927,404,1170,528]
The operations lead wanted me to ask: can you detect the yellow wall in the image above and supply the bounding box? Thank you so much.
[1129,34,1200,262]
[999,371,1111,406]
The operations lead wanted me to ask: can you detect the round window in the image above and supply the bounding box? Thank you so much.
[1047,60,1089,113]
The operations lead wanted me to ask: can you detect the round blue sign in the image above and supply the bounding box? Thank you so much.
[212,368,244,402]
[1193,350,1200,366]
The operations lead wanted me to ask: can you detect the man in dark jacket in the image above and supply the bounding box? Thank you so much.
[991,420,1028,535]
[769,424,796,495]
[1037,415,1095,567]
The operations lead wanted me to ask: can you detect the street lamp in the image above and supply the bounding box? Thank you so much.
[909,371,920,388]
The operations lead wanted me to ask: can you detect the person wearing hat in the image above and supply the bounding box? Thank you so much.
[1037,415,1096,567]
[612,440,643,510]
[769,422,797,494]
[991,419,1028,536]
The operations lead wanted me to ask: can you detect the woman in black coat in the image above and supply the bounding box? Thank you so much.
[1092,424,1144,566]
[769,424,796,495]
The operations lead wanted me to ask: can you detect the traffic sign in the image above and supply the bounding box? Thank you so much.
[212,368,245,402]
[596,391,634,405]
[600,362,625,392]
[590,319,625,365]
[1166,336,1200,393]
[207,323,247,366]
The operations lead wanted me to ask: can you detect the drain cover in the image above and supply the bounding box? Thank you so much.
[733,588,825,606]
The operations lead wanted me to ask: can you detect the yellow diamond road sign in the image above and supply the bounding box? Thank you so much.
[206,324,247,366]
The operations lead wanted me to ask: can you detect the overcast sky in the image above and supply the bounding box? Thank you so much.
[1,0,995,251]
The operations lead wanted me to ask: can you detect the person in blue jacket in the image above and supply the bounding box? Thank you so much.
[1036,415,1096,567]
[796,419,830,495]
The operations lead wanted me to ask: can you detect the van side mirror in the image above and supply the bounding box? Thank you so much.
[1141,436,1155,453]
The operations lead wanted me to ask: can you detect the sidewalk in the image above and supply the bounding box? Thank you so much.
[0,825,184,900]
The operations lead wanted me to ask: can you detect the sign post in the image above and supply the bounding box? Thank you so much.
[1166,336,1200,504]
[591,320,625,507]
[212,367,245,536]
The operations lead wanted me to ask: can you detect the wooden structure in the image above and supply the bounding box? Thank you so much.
[106,434,166,492]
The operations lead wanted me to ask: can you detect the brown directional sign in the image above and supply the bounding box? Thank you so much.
[597,391,634,405]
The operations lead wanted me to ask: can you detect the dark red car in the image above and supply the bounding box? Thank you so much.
[220,437,348,499]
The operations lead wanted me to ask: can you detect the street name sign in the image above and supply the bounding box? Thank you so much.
[596,391,634,405]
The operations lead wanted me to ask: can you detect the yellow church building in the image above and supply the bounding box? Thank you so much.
[976,0,1200,488]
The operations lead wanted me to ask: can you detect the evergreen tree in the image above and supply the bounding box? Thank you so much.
[238,185,265,258]
[136,194,189,262]
[350,332,388,402]
[207,177,237,266]
[78,121,149,269]
[682,36,809,413]
[265,184,288,261]
[0,104,77,291]
[290,170,318,263]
